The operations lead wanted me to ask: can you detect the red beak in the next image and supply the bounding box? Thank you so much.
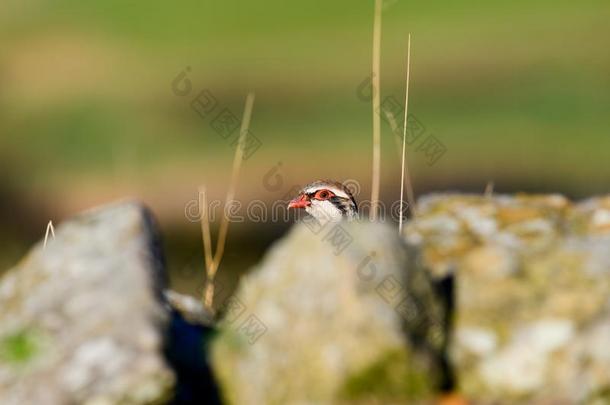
[288,194,311,209]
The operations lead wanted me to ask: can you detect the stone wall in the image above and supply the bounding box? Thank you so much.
[1,195,609,404]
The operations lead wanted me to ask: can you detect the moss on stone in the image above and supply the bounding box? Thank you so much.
[587,386,610,404]
[0,328,40,366]
[339,348,432,402]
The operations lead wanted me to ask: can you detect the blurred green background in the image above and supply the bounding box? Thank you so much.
[1,0,609,295]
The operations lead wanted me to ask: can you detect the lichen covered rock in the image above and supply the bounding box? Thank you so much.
[211,221,447,405]
[406,194,610,403]
[0,202,174,405]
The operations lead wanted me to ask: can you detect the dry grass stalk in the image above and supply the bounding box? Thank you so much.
[43,220,55,250]
[369,0,383,221]
[399,34,416,233]
[484,181,495,198]
[199,186,214,281]
[382,110,404,160]
[202,92,256,312]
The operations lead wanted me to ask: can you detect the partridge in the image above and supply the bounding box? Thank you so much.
[287,180,358,222]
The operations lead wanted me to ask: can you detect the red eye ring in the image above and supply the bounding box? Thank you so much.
[314,189,334,200]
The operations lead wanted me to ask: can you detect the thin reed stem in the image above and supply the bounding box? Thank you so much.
[399,34,416,233]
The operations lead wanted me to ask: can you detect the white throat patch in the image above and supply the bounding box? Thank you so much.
[305,200,344,224]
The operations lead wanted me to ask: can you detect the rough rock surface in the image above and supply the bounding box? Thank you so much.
[405,194,610,403]
[0,202,174,404]
[211,221,447,405]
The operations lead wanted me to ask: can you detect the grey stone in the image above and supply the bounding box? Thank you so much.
[210,221,447,405]
[406,193,610,403]
[0,201,174,405]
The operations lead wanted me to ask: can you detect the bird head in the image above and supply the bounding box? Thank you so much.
[288,180,358,223]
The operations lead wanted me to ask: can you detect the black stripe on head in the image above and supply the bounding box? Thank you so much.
[349,195,358,213]
[330,196,347,216]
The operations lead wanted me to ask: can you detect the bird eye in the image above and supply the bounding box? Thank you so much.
[315,190,333,200]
